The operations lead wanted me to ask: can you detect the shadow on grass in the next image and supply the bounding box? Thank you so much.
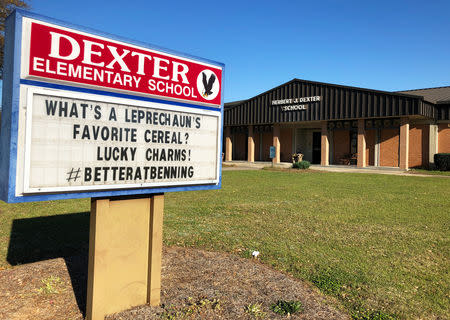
[7,212,90,317]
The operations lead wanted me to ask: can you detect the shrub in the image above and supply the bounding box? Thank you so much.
[292,160,311,169]
[244,303,266,318]
[434,153,450,171]
[270,300,303,316]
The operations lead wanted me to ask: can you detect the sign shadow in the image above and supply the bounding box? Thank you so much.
[7,212,90,317]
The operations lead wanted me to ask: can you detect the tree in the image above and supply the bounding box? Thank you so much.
[1,0,29,78]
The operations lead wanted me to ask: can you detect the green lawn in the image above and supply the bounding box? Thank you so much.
[0,170,449,319]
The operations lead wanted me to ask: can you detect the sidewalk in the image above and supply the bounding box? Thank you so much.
[222,161,291,170]
[222,161,449,178]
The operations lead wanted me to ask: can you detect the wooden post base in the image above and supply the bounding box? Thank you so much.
[86,194,164,320]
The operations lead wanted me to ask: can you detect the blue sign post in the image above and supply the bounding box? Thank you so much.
[269,146,276,167]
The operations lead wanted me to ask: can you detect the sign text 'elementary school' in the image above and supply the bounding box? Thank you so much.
[27,22,223,105]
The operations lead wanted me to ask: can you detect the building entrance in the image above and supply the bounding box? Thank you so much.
[312,132,321,164]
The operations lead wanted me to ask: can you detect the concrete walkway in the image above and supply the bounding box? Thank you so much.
[222,161,450,178]
[222,161,291,170]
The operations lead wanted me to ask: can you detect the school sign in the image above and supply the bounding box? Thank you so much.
[0,10,224,202]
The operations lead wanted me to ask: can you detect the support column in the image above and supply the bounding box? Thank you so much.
[357,119,366,167]
[86,194,164,320]
[247,125,255,162]
[273,125,280,164]
[399,117,409,170]
[429,124,438,167]
[321,122,329,166]
[225,127,232,162]
[374,129,380,167]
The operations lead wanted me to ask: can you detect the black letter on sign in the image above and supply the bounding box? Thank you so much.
[109,107,117,121]
[84,167,92,182]
[45,100,58,116]
[94,105,102,120]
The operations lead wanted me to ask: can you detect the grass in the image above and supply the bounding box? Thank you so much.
[37,275,62,294]
[0,170,449,319]
[164,170,449,319]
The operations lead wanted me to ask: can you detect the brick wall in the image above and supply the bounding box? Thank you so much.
[380,128,399,167]
[438,124,450,153]
[254,133,261,161]
[409,124,429,168]
[280,128,293,162]
[365,129,376,166]
[333,130,350,164]
[262,132,273,161]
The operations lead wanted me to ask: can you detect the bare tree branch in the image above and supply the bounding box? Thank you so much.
[1,0,30,78]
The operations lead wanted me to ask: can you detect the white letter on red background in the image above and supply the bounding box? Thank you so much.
[153,57,170,80]
[131,52,152,75]
[82,40,105,67]
[171,61,189,84]
[105,46,131,72]
[48,32,80,60]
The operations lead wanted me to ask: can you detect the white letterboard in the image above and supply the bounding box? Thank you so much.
[23,88,220,193]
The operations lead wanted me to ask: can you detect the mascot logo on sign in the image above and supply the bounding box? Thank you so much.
[197,69,219,101]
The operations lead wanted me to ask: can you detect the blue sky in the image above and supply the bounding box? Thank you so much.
[4,0,450,102]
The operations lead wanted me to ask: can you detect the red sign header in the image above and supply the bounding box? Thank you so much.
[27,22,222,106]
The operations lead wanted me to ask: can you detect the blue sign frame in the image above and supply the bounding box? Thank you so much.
[0,9,225,203]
